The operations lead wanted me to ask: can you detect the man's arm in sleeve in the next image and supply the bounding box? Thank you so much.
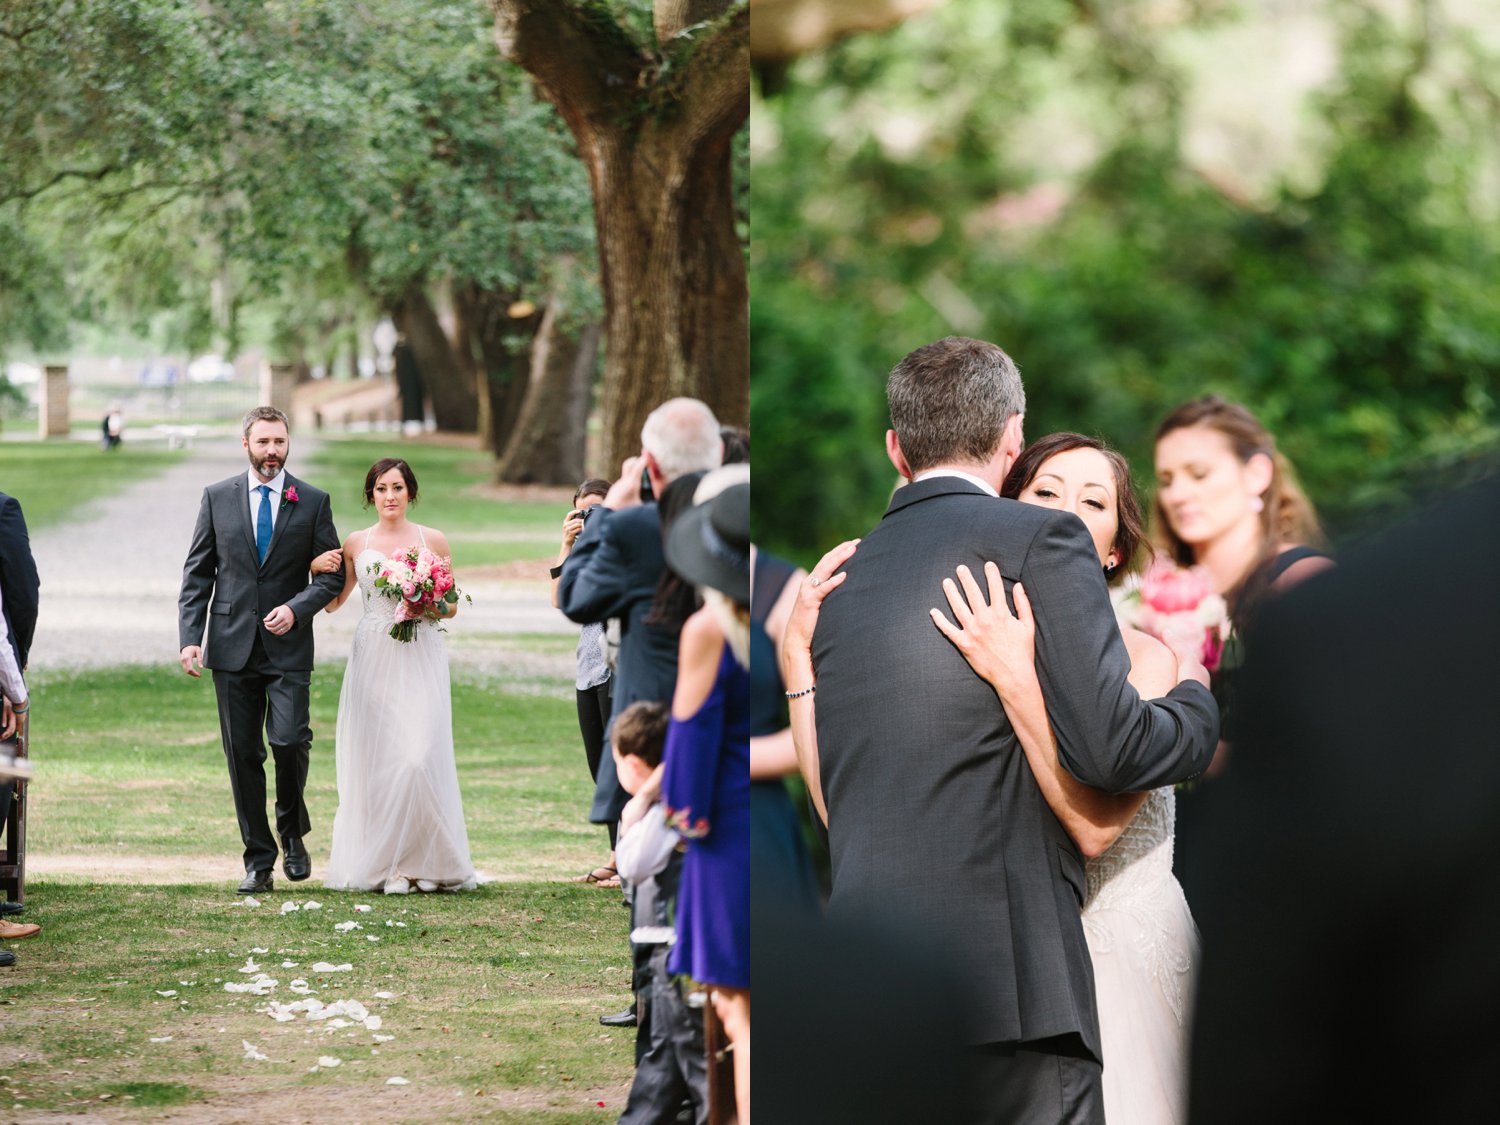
[179,488,218,651]
[557,508,640,625]
[287,490,343,622]
[0,494,41,665]
[1024,509,1219,793]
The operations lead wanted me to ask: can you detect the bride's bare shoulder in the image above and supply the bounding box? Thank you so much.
[1123,627,1177,686]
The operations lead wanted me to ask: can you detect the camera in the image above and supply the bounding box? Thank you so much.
[640,465,654,503]
[567,508,585,522]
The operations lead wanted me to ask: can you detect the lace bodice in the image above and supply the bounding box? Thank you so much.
[354,549,400,622]
[1082,786,1195,1025]
[1084,786,1175,910]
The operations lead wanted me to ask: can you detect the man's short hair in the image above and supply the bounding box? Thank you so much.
[242,405,291,439]
[641,398,722,484]
[612,700,670,769]
[886,337,1025,474]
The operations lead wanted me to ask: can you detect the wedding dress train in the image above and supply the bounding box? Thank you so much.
[323,535,477,893]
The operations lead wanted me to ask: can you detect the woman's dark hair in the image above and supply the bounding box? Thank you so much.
[574,478,610,505]
[1000,432,1146,585]
[644,470,708,632]
[720,425,749,465]
[363,458,419,507]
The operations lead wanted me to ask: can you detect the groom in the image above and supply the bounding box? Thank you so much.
[810,338,1219,1122]
[178,406,343,894]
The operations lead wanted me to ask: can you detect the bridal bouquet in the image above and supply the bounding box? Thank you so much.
[368,547,469,642]
[1113,558,1229,673]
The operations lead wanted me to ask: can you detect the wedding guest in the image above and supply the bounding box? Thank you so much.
[558,397,723,1030]
[720,425,749,465]
[613,699,709,1125]
[0,588,40,954]
[1151,396,1331,901]
[748,548,821,919]
[1186,473,1500,1123]
[551,478,618,887]
[0,487,40,939]
[661,470,751,1123]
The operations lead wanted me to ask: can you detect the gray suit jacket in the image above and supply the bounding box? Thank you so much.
[811,476,1219,1054]
[178,473,343,672]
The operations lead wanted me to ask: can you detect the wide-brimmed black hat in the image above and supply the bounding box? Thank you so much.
[666,478,749,605]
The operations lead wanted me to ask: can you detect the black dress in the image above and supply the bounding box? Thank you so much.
[749,553,822,918]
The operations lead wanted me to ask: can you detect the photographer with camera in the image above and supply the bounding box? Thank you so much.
[552,478,618,887]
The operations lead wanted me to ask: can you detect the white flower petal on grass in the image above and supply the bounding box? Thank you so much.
[309,962,352,973]
[149,1036,173,1043]
[354,904,372,913]
[325,1018,351,1030]
[372,1033,395,1043]
[249,947,269,954]
[386,1076,408,1085]
[302,901,323,911]
[374,991,395,999]
[237,958,261,974]
[366,935,381,942]
[242,1040,271,1061]
[364,1016,383,1031]
[280,901,299,914]
[334,921,361,932]
[155,990,177,998]
[318,1056,342,1068]
[288,980,316,995]
[237,897,261,908]
[281,961,299,968]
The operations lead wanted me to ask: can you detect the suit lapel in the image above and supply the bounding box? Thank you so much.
[232,475,261,565]
[262,474,298,567]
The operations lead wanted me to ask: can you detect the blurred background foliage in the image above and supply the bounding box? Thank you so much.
[750,0,1500,565]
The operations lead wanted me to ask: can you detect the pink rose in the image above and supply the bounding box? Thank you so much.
[1139,559,1211,615]
[284,486,299,504]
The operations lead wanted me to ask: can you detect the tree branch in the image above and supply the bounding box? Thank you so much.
[674,3,750,147]
[4,163,127,205]
[656,0,734,43]
[488,0,650,136]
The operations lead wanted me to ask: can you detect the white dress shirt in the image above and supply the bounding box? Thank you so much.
[0,583,26,707]
[247,468,288,542]
[911,467,1000,497]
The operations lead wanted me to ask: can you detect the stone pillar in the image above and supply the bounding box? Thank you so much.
[259,361,296,416]
[38,365,70,438]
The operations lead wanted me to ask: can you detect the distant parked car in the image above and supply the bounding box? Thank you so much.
[139,360,179,387]
[3,362,42,386]
[187,353,236,382]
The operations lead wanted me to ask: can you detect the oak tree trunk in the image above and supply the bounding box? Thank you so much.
[491,0,749,473]
[391,284,478,432]
[496,298,600,484]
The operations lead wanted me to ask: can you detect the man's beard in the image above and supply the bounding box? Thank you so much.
[249,450,286,481]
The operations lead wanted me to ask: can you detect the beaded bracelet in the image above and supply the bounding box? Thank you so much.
[784,685,816,700]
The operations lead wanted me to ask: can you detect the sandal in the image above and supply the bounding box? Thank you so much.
[573,865,620,888]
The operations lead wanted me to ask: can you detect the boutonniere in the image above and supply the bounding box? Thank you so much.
[281,486,300,510]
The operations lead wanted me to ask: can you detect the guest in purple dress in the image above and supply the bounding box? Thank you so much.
[661,468,751,1122]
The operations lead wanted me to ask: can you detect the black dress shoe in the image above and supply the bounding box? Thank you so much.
[237,869,274,895]
[0,950,16,966]
[282,836,311,882]
[0,900,23,915]
[599,1003,637,1028]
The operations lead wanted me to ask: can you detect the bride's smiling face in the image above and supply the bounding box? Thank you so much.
[372,468,411,517]
[1014,447,1122,571]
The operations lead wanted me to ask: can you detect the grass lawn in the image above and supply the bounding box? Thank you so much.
[6,663,637,1122]
[306,437,571,571]
[0,443,187,528]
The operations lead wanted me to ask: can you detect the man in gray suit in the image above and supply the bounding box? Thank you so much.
[178,407,343,894]
[809,338,1219,1122]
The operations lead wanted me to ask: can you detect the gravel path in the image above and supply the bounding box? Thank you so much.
[26,434,576,679]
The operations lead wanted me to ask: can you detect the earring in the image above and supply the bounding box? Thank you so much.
[1249,496,1265,514]
[1103,561,1118,577]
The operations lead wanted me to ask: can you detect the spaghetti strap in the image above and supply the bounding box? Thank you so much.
[417,525,428,548]
[363,527,373,551]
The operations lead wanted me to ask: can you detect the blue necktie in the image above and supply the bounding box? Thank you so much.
[256,485,273,564]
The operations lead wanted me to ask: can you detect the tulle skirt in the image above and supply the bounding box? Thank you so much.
[323,613,477,891]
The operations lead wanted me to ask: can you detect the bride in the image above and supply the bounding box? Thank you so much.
[312,457,478,895]
[786,433,1203,1124]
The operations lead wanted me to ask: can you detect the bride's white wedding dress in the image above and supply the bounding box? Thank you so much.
[323,528,478,894]
[1083,786,1196,1124]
